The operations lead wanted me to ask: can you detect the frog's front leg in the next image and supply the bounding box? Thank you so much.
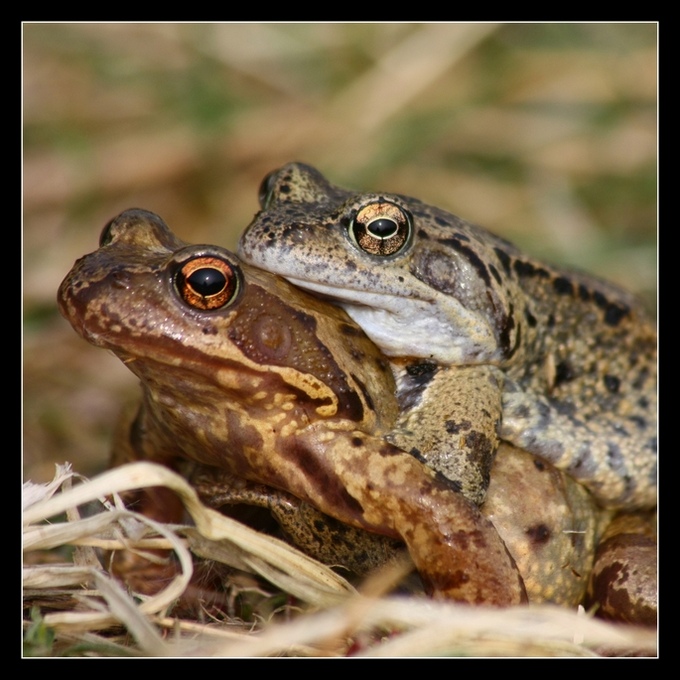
[500,384,657,510]
[278,424,526,606]
[387,362,502,505]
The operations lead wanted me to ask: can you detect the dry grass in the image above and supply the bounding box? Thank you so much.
[23,463,656,657]
[23,23,657,657]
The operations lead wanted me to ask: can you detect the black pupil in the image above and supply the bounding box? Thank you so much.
[187,268,227,296]
[368,218,398,238]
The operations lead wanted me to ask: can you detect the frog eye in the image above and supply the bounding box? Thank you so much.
[258,169,280,209]
[175,256,240,311]
[349,202,412,256]
[99,216,118,246]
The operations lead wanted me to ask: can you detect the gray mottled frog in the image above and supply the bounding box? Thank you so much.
[239,162,657,511]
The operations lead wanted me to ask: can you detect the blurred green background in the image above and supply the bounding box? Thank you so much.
[23,23,657,483]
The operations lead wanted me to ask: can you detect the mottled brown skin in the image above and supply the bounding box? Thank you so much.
[239,163,657,512]
[58,209,526,606]
[585,510,657,625]
[188,443,607,607]
[186,464,408,577]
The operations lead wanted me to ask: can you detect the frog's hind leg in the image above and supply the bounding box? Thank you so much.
[585,510,657,626]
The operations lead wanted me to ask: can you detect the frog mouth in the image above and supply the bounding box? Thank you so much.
[282,275,499,366]
[282,275,423,314]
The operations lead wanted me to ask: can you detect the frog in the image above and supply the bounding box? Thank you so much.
[187,442,608,608]
[56,208,618,611]
[238,162,657,513]
[57,208,526,606]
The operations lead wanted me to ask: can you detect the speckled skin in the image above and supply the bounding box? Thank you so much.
[57,209,653,617]
[188,443,606,607]
[238,163,657,512]
[57,209,527,606]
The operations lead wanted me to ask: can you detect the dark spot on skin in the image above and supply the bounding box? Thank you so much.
[588,562,631,619]
[513,260,550,279]
[430,569,470,595]
[498,311,520,359]
[553,400,576,417]
[351,374,375,414]
[493,247,512,276]
[445,419,471,434]
[513,404,531,419]
[552,276,574,295]
[547,314,555,328]
[613,423,630,437]
[638,396,649,409]
[417,229,430,240]
[438,237,491,287]
[592,291,629,325]
[202,325,218,335]
[339,323,362,337]
[351,437,363,447]
[604,303,629,327]
[554,360,575,387]
[463,431,494,467]
[604,375,621,393]
[375,356,391,375]
[592,291,608,309]
[621,474,635,494]
[606,443,624,469]
[569,447,598,477]
[532,458,546,472]
[379,443,403,457]
[525,308,537,328]
[632,367,650,390]
[434,216,450,227]
[349,348,364,361]
[627,415,647,429]
[526,524,552,545]
[406,361,437,377]
[578,284,590,301]
[489,264,502,285]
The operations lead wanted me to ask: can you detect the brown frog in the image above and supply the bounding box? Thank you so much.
[57,209,607,609]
